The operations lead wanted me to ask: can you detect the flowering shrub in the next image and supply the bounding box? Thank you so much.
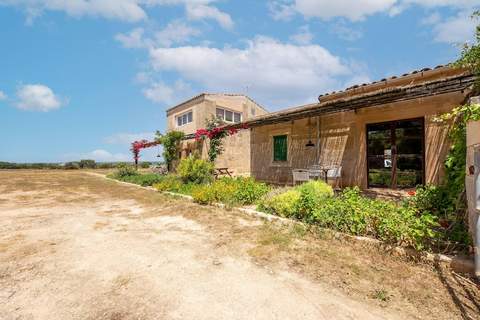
[191,177,269,206]
[114,163,138,178]
[258,181,333,219]
[177,157,214,184]
[259,184,439,250]
[130,140,159,167]
[195,117,247,162]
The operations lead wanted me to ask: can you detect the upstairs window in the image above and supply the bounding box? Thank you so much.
[216,107,242,123]
[273,135,288,162]
[176,111,193,127]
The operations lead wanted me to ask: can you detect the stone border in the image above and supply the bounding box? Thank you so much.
[87,172,475,275]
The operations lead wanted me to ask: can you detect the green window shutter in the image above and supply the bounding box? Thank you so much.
[273,135,288,162]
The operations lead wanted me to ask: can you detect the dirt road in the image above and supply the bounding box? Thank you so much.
[0,171,478,319]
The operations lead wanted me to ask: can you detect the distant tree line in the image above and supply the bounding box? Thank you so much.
[0,160,157,170]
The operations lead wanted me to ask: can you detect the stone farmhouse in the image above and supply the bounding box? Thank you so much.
[166,65,475,190]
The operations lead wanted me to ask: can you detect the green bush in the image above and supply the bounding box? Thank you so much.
[64,161,80,170]
[295,181,334,219]
[114,163,138,178]
[119,173,164,187]
[230,177,270,205]
[191,177,270,206]
[177,157,214,184]
[311,187,438,249]
[79,159,96,169]
[258,189,301,218]
[259,185,439,250]
[406,185,470,246]
[140,161,151,169]
[154,175,183,192]
[258,181,332,219]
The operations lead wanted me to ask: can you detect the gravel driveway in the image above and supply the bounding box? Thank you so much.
[1,171,478,320]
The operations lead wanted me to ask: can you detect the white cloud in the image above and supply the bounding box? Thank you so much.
[403,0,480,8]
[155,20,201,46]
[186,3,233,29]
[116,21,201,49]
[270,0,397,21]
[0,0,231,26]
[290,25,313,45]
[104,132,155,144]
[115,28,150,49]
[16,84,65,112]
[269,0,480,21]
[421,12,442,25]
[268,1,296,21]
[330,21,363,41]
[143,80,193,105]
[0,90,7,100]
[432,11,477,43]
[148,36,362,108]
[0,0,147,23]
[63,149,130,162]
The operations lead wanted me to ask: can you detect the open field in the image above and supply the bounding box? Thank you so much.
[0,170,479,319]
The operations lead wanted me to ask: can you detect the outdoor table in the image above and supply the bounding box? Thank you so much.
[318,166,335,183]
[214,168,233,179]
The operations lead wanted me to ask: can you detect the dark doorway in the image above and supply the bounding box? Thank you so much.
[367,118,425,189]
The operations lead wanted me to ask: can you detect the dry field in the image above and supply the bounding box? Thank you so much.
[0,170,479,320]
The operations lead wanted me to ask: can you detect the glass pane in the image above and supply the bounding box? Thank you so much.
[368,158,392,187]
[234,112,242,123]
[177,116,182,126]
[367,123,392,187]
[225,110,233,122]
[216,108,224,120]
[187,112,193,123]
[395,119,423,188]
[395,120,423,155]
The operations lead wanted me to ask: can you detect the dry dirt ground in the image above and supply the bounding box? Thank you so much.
[1,170,479,320]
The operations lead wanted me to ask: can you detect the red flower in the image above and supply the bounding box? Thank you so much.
[439,219,450,229]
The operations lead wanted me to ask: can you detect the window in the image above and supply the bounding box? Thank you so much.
[234,112,242,123]
[216,107,242,123]
[216,108,224,119]
[273,135,288,162]
[225,110,233,122]
[176,111,193,127]
[367,118,424,189]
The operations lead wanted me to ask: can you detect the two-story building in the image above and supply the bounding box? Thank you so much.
[166,93,268,175]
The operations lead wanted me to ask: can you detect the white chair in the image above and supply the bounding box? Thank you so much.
[327,166,342,189]
[292,169,310,185]
[307,165,323,180]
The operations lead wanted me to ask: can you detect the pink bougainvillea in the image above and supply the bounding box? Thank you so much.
[194,124,246,141]
[194,123,248,162]
[130,139,160,167]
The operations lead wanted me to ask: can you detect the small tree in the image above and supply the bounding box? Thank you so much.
[456,11,480,82]
[79,159,96,169]
[156,130,185,171]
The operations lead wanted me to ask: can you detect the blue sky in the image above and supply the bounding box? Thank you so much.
[0,0,477,162]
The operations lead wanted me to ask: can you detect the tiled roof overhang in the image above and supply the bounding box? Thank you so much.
[234,72,476,129]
